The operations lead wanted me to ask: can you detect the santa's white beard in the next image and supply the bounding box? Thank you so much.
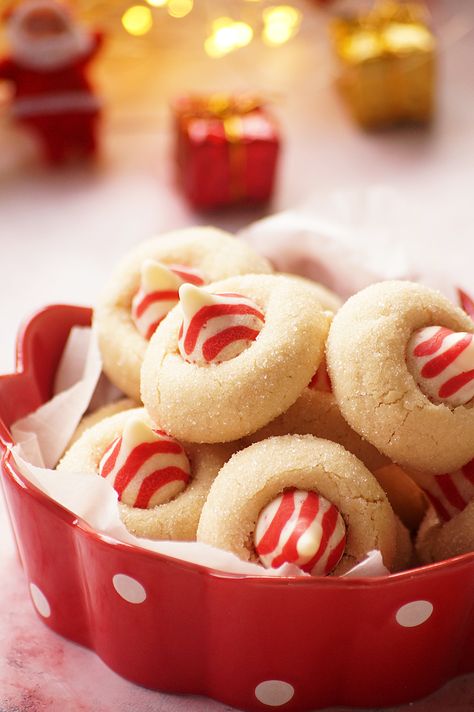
[8,27,93,71]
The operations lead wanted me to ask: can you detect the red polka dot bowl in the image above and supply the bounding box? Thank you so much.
[0,305,473,712]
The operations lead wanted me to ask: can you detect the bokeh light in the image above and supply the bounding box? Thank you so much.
[168,0,193,18]
[262,4,302,46]
[122,5,153,36]
[205,18,253,58]
[146,0,168,7]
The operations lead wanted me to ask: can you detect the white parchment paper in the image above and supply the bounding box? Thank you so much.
[239,187,416,299]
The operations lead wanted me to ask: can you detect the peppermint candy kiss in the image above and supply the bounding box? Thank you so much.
[308,358,332,392]
[98,417,191,509]
[178,284,265,365]
[131,260,205,340]
[407,326,474,407]
[254,490,347,576]
[421,461,474,522]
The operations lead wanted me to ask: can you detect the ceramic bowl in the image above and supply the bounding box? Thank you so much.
[0,305,473,711]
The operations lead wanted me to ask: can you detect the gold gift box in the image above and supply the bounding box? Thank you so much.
[331,1,435,128]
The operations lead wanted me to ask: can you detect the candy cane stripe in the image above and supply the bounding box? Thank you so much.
[324,535,347,575]
[435,474,469,512]
[100,436,121,478]
[254,490,346,576]
[407,326,474,406]
[113,440,184,496]
[183,303,264,355]
[304,505,339,573]
[134,289,180,319]
[135,466,190,509]
[132,261,205,340]
[425,490,451,522]
[202,325,262,363]
[439,369,474,398]
[458,288,474,320]
[99,418,191,509]
[271,493,320,569]
[414,327,452,357]
[178,285,265,366]
[421,335,472,379]
[256,491,296,557]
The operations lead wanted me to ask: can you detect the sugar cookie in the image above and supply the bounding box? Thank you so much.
[57,407,232,540]
[415,500,474,564]
[327,281,474,474]
[197,435,398,574]
[246,385,389,474]
[94,227,272,401]
[141,275,330,443]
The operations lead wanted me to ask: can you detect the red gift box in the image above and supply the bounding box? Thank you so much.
[173,94,280,210]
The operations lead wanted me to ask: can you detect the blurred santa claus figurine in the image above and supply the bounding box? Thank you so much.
[0,0,103,164]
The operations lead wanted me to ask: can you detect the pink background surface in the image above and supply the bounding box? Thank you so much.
[0,1,473,709]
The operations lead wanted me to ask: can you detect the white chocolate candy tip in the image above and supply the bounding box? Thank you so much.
[179,283,216,318]
[296,527,323,558]
[141,260,182,292]
[122,416,161,448]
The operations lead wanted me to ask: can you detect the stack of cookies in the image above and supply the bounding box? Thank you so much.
[57,227,474,576]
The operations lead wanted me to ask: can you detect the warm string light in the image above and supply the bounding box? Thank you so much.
[204,4,302,57]
[205,17,254,57]
[262,5,302,46]
[122,5,153,36]
[168,0,194,18]
[121,1,301,48]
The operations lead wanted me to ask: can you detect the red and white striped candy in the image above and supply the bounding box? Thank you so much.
[131,260,205,340]
[407,326,474,406]
[178,284,265,365]
[254,489,347,576]
[308,358,332,392]
[98,416,191,509]
[421,460,474,522]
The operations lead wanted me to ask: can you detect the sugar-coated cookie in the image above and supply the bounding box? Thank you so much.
[57,408,232,540]
[416,500,474,564]
[94,227,272,401]
[197,435,398,575]
[327,281,474,474]
[246,386,389,474]
[141,275,331,443]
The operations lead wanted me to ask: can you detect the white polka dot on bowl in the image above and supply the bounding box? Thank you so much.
[255,680,295,707]
[29,583,51,618]
[396,600,433,628]
[112,574,147,604]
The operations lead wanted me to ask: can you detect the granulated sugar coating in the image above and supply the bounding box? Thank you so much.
[57,407,233,541]
[197,435,398,574]
[141,274,331,443]
[327,281,474,474]
[94,227,272,401]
